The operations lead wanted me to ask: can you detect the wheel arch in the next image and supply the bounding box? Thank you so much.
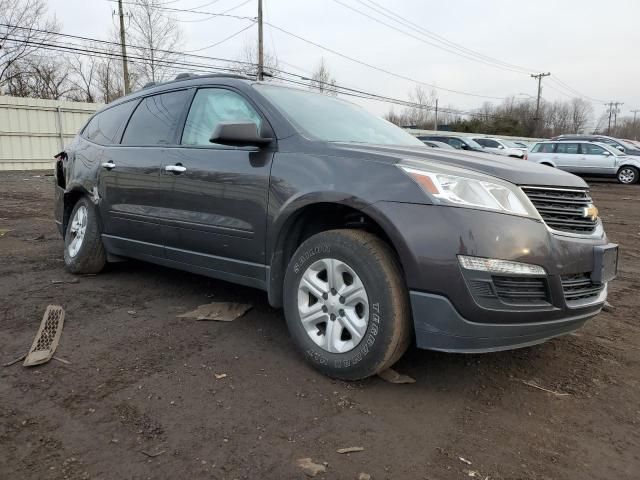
[267,196,409,308]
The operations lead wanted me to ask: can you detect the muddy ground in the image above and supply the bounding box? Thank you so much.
[0,171,639,480]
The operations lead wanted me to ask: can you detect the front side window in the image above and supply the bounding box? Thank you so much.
[182,88,262,146]
[82,101,136,145]
[474,138,488,147]
[121,90,190,145]
[555,143,579,154]
[448,138,464,149]
[581,144,607,155]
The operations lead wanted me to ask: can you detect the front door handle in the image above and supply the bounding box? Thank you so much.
[165,164,187,174]
[101,160,116,170]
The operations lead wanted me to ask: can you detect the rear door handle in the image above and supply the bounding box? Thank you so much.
[101,161,116,170]
[165,164,187,174]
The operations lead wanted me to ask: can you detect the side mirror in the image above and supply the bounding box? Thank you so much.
[616,145,625,152]
[210,121,272,147]
[498,145,505,149]
[603,151,611,156]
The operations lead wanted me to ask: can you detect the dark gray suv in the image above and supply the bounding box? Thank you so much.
[54,74,618,380]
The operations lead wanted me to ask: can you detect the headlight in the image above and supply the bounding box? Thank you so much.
[400,165,537,217]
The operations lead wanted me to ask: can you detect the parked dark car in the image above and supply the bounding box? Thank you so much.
[552,134,640,156]
[54,74,617,380]
[417,135,486,152]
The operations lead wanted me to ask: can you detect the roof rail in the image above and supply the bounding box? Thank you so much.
[174,73,193,80]
[142,81,157,89]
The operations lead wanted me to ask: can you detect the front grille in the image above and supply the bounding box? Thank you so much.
[522,187,597,234]
[561,273,604,303]
[492,276,549,304]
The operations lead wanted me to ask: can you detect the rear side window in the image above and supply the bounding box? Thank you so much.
[121,90,190,145]
[182,88,262,146]
[556,143,579,154]
[82,101,136,145]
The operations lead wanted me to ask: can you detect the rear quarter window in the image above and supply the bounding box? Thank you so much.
[82,101,137,145]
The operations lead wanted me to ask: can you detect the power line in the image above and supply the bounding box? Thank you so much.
[359,0,538,74]
[183,20,256,52]
[342,0,610,104]
[105,0,256,21]
[265,22,505,100]
[333,0,533,75]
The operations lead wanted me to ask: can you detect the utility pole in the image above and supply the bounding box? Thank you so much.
[433,98,438,131]
[117,0,131,94]
[631,109,640,140]
[531,72,550,137]
[257,0,264,81]
[605,102,623,135]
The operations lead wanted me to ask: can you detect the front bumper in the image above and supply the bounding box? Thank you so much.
[365,201,611,352]
[410,290,601,352]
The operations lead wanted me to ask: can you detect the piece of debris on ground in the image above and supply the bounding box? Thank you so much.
[23,305,65,367]
[177,302,252,321]
[336,446,364,454]
[296,458,326,477]
[520,379,571,397]
[377,368,416,384]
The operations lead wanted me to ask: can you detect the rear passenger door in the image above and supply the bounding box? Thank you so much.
[98,89,191,258]
[552,143,582,172]
[579,143,617,174]
[161,87,274,288]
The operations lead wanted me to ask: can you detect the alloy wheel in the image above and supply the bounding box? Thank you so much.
[67,205,88,258]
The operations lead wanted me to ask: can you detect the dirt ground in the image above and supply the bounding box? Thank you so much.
[0,171,639,480]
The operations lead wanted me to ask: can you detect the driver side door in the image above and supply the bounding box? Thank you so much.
[162,87,275,289]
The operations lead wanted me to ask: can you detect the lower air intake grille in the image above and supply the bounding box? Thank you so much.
[561,273,604,303]
[492,276,549,304]
[521,187,597,234]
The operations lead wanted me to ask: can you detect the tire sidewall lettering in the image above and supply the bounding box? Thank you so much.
[293,244,331,274]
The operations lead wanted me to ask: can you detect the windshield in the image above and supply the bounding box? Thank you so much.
[503,140,524,148]
[254,84,424,146]
[617,139,639,150]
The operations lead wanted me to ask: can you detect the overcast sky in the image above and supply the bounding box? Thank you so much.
[49,0,640,123]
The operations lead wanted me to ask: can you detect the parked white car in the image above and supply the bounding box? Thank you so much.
[527,140,640,184]
[472,137,527,158]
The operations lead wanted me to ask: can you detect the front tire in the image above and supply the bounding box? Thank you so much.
[63,197,106,274]
[283,229,411,380]
[617,166,639,184]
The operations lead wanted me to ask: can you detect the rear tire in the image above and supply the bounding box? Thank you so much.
[63,197,106,274]
[283,229,411,380]
[617,166,639,184]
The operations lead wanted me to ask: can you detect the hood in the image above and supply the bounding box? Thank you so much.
[331,143,588,188]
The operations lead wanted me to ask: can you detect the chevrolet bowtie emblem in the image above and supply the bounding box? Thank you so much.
[583,205,599,221]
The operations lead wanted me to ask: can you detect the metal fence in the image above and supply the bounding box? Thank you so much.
[0,96,100,171]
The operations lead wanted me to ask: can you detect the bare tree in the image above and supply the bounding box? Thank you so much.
[67,54,99,102]
[0,0,59,92]
[5,55,73,99]
[309,57,337,95]
[128,0,183,85]
[96,55,124,104]
[234,41,279,78]
[569,98,593,134]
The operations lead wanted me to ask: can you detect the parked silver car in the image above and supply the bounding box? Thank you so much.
[527,140,640,184]
[472,137,527,158]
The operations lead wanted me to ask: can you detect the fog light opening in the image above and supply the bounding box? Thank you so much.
[458,255,546,276]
